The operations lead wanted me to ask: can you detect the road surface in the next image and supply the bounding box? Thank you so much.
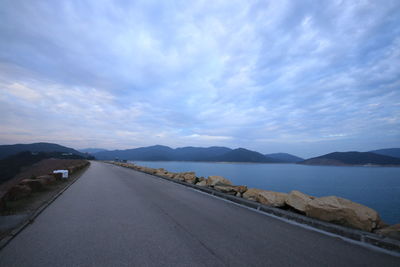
[0,161,398,266]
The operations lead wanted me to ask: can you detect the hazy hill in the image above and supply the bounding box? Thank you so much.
[0,142,86,159]
[369,148,400,159]
[94,145,230,161]
[211,148,277,163]
[93,145,281,163]
[0,151,48,183]
[93,145,175,161]
[265,153,304,163]
[300,151,400,166]
[173,146,232,161]
[79,148,108,154]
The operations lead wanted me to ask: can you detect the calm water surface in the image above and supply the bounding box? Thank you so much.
[135,161,400,224]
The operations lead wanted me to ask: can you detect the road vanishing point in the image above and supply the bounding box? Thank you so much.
[0,161,399,266]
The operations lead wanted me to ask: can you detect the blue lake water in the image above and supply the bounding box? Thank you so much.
[134,161,400,224]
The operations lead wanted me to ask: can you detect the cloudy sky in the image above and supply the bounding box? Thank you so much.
[0,0,399,157]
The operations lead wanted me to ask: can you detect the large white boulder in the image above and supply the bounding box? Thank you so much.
[285,190,314,213]
[182,172,197,184]
[196,180,207,187]
[173,175,185,182]
[214,185,247,196]
[161,172,176,179]
[155,168,168,176]
[206,176,232,186]
[257,190,288,207]
[305,196,380,232]
[242,188,263,201]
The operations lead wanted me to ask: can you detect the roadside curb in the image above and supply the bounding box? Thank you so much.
[109,162,400,254]
[0,164,90,251]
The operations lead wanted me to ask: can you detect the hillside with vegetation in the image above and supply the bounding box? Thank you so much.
[0,142,88,159]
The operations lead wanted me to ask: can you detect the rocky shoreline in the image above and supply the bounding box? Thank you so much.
[109,161,399,241]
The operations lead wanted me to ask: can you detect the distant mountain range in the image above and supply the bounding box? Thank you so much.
[68,145,400,165]
[87,146,306,163]
[211,148,277,163]
[91,145,285,163]
[79,148,108,154]
[1,143,399,166]
[369,148,400,159]
[300,151,400,166]
[0,142,88,160]
[265,153,304,163]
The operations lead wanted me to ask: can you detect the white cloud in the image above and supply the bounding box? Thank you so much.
[0,0,399,156]
[186,134,233,141]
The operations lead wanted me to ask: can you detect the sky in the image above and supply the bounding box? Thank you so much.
[0,0,399,158]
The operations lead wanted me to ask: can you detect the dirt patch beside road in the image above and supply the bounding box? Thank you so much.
[0,159,90,240]
[0,158,88,194]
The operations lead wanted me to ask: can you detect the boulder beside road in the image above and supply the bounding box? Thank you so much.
[285,190,314,213]
[162,172,176,179]
[206,176,233,186]
[242,188,263,201]
[305,196,380,232]
[182,172,197,184]
[257,190,288,207]
[214,185,248,196]
[196,180,207,186]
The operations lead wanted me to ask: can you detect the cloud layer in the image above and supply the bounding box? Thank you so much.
[1,0,399,157]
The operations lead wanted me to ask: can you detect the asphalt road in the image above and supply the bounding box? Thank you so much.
[0,161,398,266]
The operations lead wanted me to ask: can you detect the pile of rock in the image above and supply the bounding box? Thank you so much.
[109,161,399,238]
[245,189,387,233]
